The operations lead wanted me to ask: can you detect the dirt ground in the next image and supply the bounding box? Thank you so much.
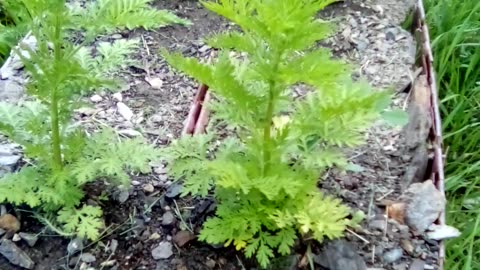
[0,0,442,269]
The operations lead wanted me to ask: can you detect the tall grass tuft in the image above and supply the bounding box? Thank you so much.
[425,0,480,269]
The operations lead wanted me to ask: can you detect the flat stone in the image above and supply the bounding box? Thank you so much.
[173,231,196,247]
[81,252,96,263]
[19,232,39,247]
[151,241,173,260]
[314,240,367,270]
[0,239,34,269]
[117,102,134,121]
[90,94,103,102]
[161,211,176,226]
[67,238,83,255]
[116,190,130,203]
[143,183,155,193]
[426,224,460,240]
[408,259,425,270]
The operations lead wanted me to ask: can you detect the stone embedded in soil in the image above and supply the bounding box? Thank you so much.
[382,248,403,264]
[408,259,425,270]
[116,190,130,204]
[0,214,20,233]
[67,237,84,255]
[368,218,386,231]
[402,180,445,233]
[81,252,96,263]
[143,183,155,193]
[0,228,5,236]
[117,102,134,121]
[109,239,119,253]
[90,94,103,102]
[173,231,196,247]
[0,239,34,269]
[0,144,21,177]
[145,77,164,90]
[151,241,173,260]
[118,129,142,137]
[165,183,183,198]
[314,240,366,270]
[161,211,176,226]
[12,234,21,242]
[400,239,414,255]
[112,92,123,102]
[18,232,39,247]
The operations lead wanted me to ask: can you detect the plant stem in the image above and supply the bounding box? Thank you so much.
[50,12,63,169]
[262,52,281,174]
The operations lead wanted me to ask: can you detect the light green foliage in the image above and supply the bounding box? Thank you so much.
[160,0,394,268]
[0,0,164,241]
[69,0,191,37]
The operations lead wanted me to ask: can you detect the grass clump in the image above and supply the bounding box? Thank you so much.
[425,0,480,269]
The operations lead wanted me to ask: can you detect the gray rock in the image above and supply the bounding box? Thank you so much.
[314,240,366,270]
[81,252,96,263]
[116,190,130,203]
[0,144,21,177]
[383,248,403,264]
[408,259,425,270]
[18,232,38,247]
[0,239,34,269]
[0,228,5,236]
[403,180,445,233]
[110,239,119,253]
[161,211,176,226]
[151,241,173,260]
[67,238,83,255]
[165,183,183,198]
[368,219,386,231]
[0,79,24,102]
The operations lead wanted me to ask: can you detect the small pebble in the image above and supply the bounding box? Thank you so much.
[383,248,403,263]
[81,253,96,263]
[12,234,21,242]
[132,180,141,186]
[151,241,173,260]
[19,232,39,247]
[90,94,103,102]
[112,92,123,102]
[143,183,155,193]
[161,211,176,226]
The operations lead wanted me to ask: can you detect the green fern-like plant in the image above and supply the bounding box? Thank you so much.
[0,0,172,241]
[160,0,399,268]
[68,0,192,37]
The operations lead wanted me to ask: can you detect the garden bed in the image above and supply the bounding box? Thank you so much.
[0,0,449,270]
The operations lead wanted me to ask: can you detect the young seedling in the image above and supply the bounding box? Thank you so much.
[160,0,400,268]
[0,0,187,240]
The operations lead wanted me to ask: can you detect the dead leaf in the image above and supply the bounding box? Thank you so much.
[0,214,20,233]
[387,202,406,224]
